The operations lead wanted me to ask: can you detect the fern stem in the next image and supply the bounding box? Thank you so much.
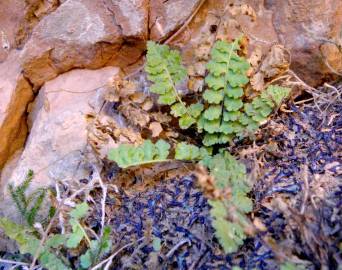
[75,220,92,246]
[121,159,174,169]
[220,39,239,124]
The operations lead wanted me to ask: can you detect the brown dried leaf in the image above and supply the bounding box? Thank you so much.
[253,218,267,232]
[188,77,204,92]
[150,112,172,123]
[194,41,213,60]
[164,130,179,138]
[130,92,146,104]
[105,75,137,102]
[260,45,289,78]
[250,45,289,92]
[119,104,150,128]
[195,165,231,200]
[248,47,263,71]
[250,72,265,92]
[87,114,143,158]
[230,4,257,21]
[141,98,154,111]
[149,121,163,137]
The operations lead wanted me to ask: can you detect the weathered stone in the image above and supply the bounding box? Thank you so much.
[21,0,148,88]
[149,0,203,41]
[0,67,120,199]
[264,0,342,86]
[0,51,34,168]
[0,0,60,62]
[177,0,342,86]
[0,0,26,62]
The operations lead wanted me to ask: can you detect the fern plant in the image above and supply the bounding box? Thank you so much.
[201,151,252,253]
[145,40,290,146]
[199,40,290,146]
[145,41,187,106]
[145,41,204,129]
[199,39,250,146]
[108,141,251,253]
[108,139,171,168]
[108,38,291,255]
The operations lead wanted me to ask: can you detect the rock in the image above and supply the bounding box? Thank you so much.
[0,0,59,62]
[149,0,203,41]
[0,1,26,62]
[264,0,342,86]
[177,0,342,86]
[21,0,148,88]
[0,51,34,168]
[0,67,119,198]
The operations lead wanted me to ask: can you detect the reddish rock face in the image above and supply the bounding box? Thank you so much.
[0,51,33,168]
[265,0,342,86]
[176,0,342,87]
[149,0,202,41]
[0,67,120,221]
[21,0,147,88]
[0,0,204,175]
[0,0,60,62]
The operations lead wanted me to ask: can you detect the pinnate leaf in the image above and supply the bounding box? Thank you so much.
[108,140,171,168]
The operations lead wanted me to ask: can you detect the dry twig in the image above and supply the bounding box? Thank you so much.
[91,237,145,270]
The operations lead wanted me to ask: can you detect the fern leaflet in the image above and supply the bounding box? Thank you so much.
[108,139,171,168]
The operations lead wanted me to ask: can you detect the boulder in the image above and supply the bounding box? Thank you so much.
[21,0,149,88]
[0,67,119,201]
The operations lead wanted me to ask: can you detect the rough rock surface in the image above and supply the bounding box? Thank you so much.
[265,0,342,86]
[21,0,147,88]
[149,0,201,41]
[0,0,60,62]
[178,0,342,86]
[0,67,119,205]
[0,0,202,173]
[0,51,33,168]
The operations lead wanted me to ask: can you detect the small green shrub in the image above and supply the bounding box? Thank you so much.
[0,174,112,270]
[8,170,49,227]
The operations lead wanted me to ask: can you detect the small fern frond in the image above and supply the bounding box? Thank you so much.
[145,41,187,105]
[202,151,252,253]
[108,139,171,168]
[200,39,250,146]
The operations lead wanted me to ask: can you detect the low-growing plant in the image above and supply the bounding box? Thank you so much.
[0,175,112,270]
[145,39,290,146]
[109,38,291,254]
[8,169,49,227]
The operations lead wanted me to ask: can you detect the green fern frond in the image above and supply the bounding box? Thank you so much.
[80,226,112,269]
[175,142,212,161]
[201,151,252,253]
[108,139,171,168]
[200,39,291,146]
[145,41,187,105]
[199,39,250,146]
